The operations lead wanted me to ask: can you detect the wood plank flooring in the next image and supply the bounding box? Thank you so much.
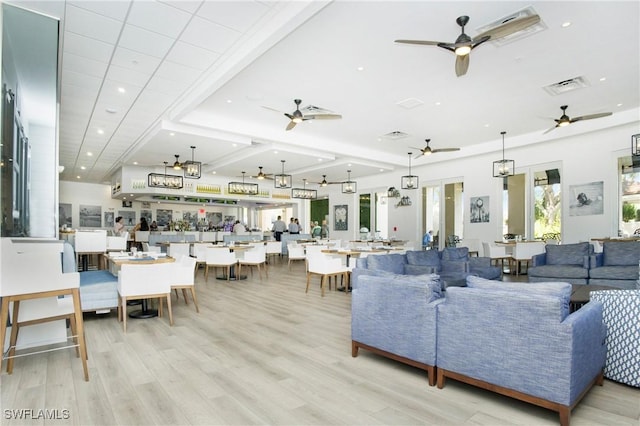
[2,259,638,425]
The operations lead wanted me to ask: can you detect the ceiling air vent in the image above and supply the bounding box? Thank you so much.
[543,76,590,96]
[396,97,424,110]
[382,131,409,140]
[475,6,546,47]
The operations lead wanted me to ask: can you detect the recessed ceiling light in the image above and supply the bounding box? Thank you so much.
[80,166,86,170]
[484,124,490,128]
[211,171,217,174]
[357,66,364,71]
[87,152,93,156]
[133,161,138,165]
[169,132,175,136]
[599,77,606,82]
[435,101,441,106]
[348,163,352,167]
[561,21,571,28]
[617,103,623,107]
[106,108,117,114]
[232,143,237,147]
[318,158,323,162]
[379,169,384,172]
[226,99,232,103]
[273,151,278,154]
[76,175,81,179]
[118,87,126,93]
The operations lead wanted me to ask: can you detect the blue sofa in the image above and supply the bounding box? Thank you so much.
[438,277,606,426]
[589,241,640,289]
[351,273,443,386]
[352,248,500,290]
[528,242,593,284]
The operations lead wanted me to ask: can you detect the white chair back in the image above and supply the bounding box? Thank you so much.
[288,246,306,259]
[266,241,282,255]
[173,255,197,286]
[107,231,128,251]
[482,242,507,258]
[305,245,327,256]
[74,230,107,253]
[306,253,343,275]
[168,243,190,259]
[243,246,266,263]
[135,231,150,243]
[205,247,236,265]
[512,241,546,261]
[117,263,172,297]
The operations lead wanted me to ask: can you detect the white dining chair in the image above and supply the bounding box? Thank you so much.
[510,241,546,275]
[266,241,282,264]
[205,247,237,281]
[482,242,511,275]
[171,255,199,312]
[168,243,190,259]
[287,245,306,270]
[306,253,349,297]
[237,245,267,279]
[117,263,173,332]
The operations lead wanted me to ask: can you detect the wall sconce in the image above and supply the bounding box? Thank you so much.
[228,171,258,195]
[493,131,515,177]
[632,134,640,156]
[341,170,357,194]
[387,187,400,198]
[401,152,419,189]
[183,146,201,179]
[291,179,317,199]
[274,160,292,188]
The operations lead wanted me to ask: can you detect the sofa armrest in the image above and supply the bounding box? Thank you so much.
[531,253,546,267]
[441,259,468,273]
[562,300,606,403]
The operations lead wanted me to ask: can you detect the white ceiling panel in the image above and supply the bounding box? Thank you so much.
[197,0,270,33]
[146,75,192,96]
[118,24,175,59]
[61,52,109,78]
[158,0,203,14]
[165,41,220,71]
[60,69,103,91]
[100,79,144,101]
[68,0,131,21]
[64,4,123,44]
[154,60,201,84]
[110,46,162,74]
[179,15,240,53]
[104,65,152,88]
[127,1,192,39]
[62,31,115,63]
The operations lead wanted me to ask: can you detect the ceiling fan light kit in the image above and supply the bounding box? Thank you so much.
[401,152,419,190]
[274,160,292,188]
[341,170,357,194]
[493,131,515,178]
[172,154,182,170]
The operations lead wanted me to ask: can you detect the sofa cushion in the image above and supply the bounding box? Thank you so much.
[545,242,590,266]
[603,241,640,266]
[366,253,407,275]
[589,265,638,280]
[406,250,440,267]
[357,271,442,302]
[350,268,395,290]
[441,247,469,261]
[404,264,437,276]
[466,275,571,320]
[528,264,590,279]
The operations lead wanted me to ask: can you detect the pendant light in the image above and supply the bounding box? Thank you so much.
[493,131,515,177]
[401,152,418,189]
[183,146,201,179]
[341,170,357,194]
[274,160,292,188]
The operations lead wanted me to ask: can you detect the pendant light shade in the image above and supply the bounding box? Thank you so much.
[401,152,418,189]
[493,131,515,177]
[341,170,357,194]
[291,179,316,199]
[183,146,201,179]
[274,160,292,188]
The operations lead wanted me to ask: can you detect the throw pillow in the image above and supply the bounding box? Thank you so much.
[603,241,640,266]
[406,250,440,266]
[366,253,406,275]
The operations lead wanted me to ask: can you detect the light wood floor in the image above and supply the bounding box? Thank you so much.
[2,259,638,425]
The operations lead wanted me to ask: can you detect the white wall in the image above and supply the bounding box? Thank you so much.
[320,119,640,246]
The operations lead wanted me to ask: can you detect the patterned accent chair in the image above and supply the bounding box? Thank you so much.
[590,289,640,387]
[528,242,593,285]
[589,241,640,289]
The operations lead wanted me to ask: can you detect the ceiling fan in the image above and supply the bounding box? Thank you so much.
[316,175,342,187]
[543,105,613,134]
[411,139,460,158]
[247,166,273,180]
[264,99,341,131]
[395,14,540,77]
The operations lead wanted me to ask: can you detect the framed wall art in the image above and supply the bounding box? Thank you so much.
[334,204,348,231]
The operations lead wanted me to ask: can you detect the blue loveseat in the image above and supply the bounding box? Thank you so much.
[589,241,640,289]
[352,248,500,290]
[528,242,593,284]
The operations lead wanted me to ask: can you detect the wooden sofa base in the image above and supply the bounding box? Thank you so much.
[436,367,604,426]
[352,340,436,386]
